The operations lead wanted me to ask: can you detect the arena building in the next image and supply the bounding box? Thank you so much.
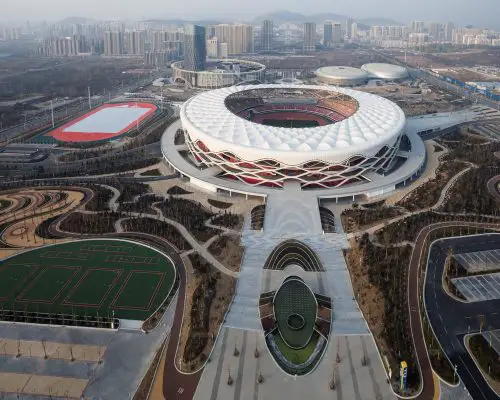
[179,84,407,189]
[360,63,409,81]
[172,59,265,89]
[315,66,369,86]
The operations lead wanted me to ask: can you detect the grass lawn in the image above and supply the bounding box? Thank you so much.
[274,331,319,365]
[0,239,176,321]
[140,168,162,176]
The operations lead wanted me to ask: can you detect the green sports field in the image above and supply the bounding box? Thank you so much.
[0,239,176,321]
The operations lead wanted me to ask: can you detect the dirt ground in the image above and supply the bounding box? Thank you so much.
[344,239,394,369]
[0,189,84,249]
[393,48,500,69]
[0,338,106,362]
[208,235,244,272]
[175,255,236,373]
[0,372,88,398]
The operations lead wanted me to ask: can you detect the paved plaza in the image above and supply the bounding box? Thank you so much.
[452,272,500,302]
[194,327,394,400]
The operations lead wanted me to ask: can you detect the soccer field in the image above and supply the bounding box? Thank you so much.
[0,239,176,321]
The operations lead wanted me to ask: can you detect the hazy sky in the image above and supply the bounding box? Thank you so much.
[2,0,498,28]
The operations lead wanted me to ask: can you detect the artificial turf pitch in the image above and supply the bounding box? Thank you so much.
[0,239,176,321]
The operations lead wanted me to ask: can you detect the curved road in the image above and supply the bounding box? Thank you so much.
[425,234,500,399]
[407,222,500,400]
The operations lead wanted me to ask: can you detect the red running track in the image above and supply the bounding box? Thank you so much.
[46,102,157,143]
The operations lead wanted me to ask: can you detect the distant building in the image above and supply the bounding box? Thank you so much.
[444,22,454,42]
[261,20,273,52]
[303,22,316,54]
[411,21,425,33]
[213,24,253,55]
[332,22,342,43]
[39,35,81,56]
[323,21,333,47]
[125,30,145,55]
[351,22,358,38]
[183,24,206,71]
[207,37,219,58]
[104,31,124,55]
[346,18,354,38]
[219,42,228,58]
[427,22,440,41]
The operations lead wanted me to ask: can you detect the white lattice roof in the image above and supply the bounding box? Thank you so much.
[181,84,406,164]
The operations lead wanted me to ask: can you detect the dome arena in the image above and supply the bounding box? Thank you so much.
[180,84,406,189]
[315,66,369,86]
[360,63,409,80]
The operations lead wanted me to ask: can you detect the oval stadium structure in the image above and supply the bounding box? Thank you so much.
[180,84,406,189]
[315,66,369,86]
[360,63,409,80]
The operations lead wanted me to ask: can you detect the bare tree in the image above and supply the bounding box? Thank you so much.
[42,339,48,359]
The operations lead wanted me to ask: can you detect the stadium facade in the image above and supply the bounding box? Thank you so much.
[179,84,406,189]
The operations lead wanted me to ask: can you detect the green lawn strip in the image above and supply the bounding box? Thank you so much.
[63,268,123,307]
[273,331,319,365]
[18,266,79,303]
[0,264,38,300]
[113,271,164,310]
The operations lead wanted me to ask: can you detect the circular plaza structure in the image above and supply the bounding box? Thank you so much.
[315,66,369,86]
[360,63,409,81]
[162,84,426,200]
[172,59,266,89]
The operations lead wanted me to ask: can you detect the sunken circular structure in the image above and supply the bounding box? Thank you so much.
[172,59,266,89]
[181,84,406,189]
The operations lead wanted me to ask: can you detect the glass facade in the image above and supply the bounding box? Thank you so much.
[183,24,206,71]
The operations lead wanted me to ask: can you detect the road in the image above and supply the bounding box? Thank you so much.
[408,224,500,400]
[425,234,500,400]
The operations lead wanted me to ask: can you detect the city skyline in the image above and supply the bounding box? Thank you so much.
[1,0,499,30]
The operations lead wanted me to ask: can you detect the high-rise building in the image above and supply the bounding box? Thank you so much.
[351,22,358,38]
[323,21,333,47]
[411,21,425,33]
[303,22,316,54]
[332,22,342,43]
[444,22,454,42]
[346,18,354,38]
[126,30,145,55]
[207,37,218,58]
[183,24,206,71]
[104,31,124,55]
[427,22,440,41]
[219,42,228,58]
[261,20,273,52]
[213,24,253,55]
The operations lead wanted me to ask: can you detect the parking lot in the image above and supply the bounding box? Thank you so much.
[454,249,500,273]
[482,329,500,357]
[452,272,500,302]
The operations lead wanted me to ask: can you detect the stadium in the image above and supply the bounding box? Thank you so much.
[180,84,407,189]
